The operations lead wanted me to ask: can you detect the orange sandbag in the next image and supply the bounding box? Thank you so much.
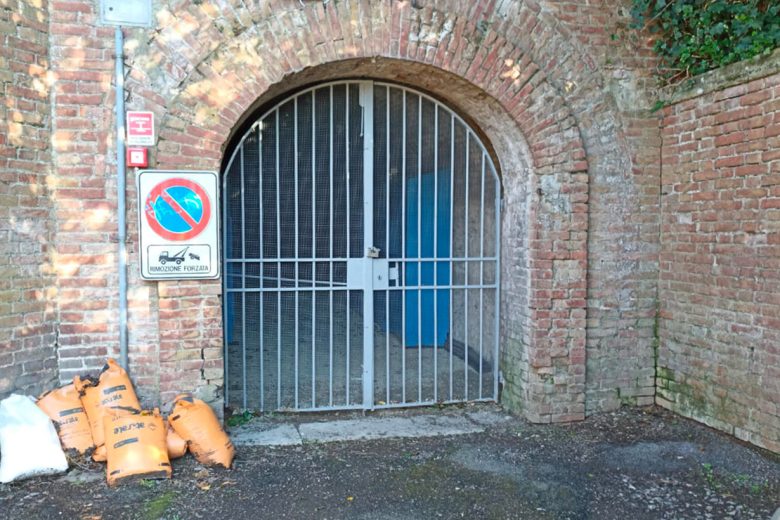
[37,384,95,455]
[92,444,107,462]
[74,359,140,462]
[169,394,234,468]
[164,419,187,459]
[104,408,171,486]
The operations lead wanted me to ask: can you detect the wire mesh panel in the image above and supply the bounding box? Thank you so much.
[224,81,500,412]
[224,83,365,411]
[370,84,500,408]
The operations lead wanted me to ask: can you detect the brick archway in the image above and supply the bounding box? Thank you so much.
[125,1,592,421]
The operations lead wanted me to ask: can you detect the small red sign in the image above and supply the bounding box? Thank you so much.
[126,147,148,167]
[126,111,155,146]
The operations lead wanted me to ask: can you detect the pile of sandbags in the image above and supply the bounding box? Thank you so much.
[0,358,234,485]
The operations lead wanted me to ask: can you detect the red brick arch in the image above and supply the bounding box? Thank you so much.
[126,0,592,421]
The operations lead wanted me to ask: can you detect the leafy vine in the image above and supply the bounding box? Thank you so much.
[630,0,780,85]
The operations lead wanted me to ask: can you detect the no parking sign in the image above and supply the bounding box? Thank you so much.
[137,170,220,280]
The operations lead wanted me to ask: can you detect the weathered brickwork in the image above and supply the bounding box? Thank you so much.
[0,0,664,424]
[46,0,163,404]
[0,0,58,399]
[47,0,116,382]
[537,0,662,413]
[124,0,617,421]
[659,51,780,453]
[3,0,778,453]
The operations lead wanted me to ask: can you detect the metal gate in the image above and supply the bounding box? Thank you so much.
[223,81,500,412]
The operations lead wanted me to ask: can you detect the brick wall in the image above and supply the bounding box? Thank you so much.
[537,0,663,414]
[31,0,665,423]
[659,50,780,453]
[1,0,670,428]
[46,0,164,404]
[0,0,58,398]
[47,0,117,379]
[38,0,610,418]
[1,0,774,454]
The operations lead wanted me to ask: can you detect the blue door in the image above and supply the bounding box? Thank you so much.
[404,172,450,348]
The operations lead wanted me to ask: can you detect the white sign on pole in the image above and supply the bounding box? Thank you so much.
[137,170,220,280]
[99,0,152,27]
[126,111,155,146]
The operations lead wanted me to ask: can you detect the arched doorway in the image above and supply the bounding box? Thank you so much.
[223,81,501,412]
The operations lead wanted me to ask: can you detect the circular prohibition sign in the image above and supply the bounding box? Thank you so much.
[144,178,212,241]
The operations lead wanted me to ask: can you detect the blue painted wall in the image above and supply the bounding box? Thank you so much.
[404,171,451,348]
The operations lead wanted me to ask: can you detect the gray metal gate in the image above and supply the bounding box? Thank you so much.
[223,81,500,412]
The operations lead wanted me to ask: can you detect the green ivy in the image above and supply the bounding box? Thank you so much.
[630,0,780,84]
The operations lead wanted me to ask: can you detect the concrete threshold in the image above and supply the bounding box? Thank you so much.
[230,409,509,447]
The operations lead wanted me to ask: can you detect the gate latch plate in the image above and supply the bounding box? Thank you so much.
[367,246,381,258]
[372,259,389,290]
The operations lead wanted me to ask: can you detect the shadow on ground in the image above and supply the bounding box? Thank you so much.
[1,406,778,519]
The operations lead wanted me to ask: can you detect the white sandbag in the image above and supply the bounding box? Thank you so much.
[0,394,69,483]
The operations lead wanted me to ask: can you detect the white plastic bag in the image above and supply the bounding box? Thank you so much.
[0,394,69,483]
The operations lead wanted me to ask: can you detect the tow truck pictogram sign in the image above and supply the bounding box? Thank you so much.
[137,170,220,280]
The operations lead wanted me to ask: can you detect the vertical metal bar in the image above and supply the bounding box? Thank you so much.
[360,81,374,410]
[276,110,282,410]
[240,146,247,410]
[329,86,334,407]
[417,94,422,403]
[222,149,230,407]
[401,89,406,403]
[464,132,469,400]
[385,85,391,405]
[449,114,455,402]
[345,85,351,406]
[479,153,485,399]
[258,126,264,411]
[311,90,317,408]
[346,288,351,406]
[433,105,438,403]
[346,85,351,256]
[494,167,501,400]
[294,97,300,409]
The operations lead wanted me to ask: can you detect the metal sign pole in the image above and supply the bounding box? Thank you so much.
[100,0,152,371]
[115,26,128,371]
